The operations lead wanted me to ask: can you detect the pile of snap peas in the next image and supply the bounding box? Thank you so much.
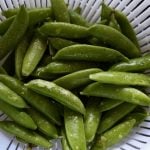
[0,0,150,149]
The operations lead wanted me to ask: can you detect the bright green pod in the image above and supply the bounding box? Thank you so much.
[89,24,141,58]
[25,79,86,115]
[53,44,129,62]
[81,82,150,106]
[54,68,102,90]
[0,121,52,148]
[97,103,136,134]
[64,108,86,150]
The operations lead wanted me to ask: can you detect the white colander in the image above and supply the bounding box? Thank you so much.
[0,0,150,150]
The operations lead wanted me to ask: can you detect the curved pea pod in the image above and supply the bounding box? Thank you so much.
[89,24,140,58]
[0,75,61,125]
[64,108,86,150]
[22,35,47,76]
[92,119,136,150]
[28,109,58,138]
[0,100,36,130]
[25,79,85,115]
[38,22,90,39]
[51,0,70,22]
[61,128,71,150]
[85,98,101,143]
[81,82,150,106]
[54,68,102,90]
[90,71,150,86]
[53,44,129,62]
[49,38,77,50]
[0,67,7,74]
[0,121,52,148]
[109,55,150,72]
[115,10,140,49]
[97,103,136,134]
[99,98,123,112]
[0,6,29,60]
[0,82,27,108]
[69,10,90,27]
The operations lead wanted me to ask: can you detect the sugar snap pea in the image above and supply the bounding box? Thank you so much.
[54,68,102,90]
[0,82,27,108]
[110,55,150,72]
[0,75,61,125]
[0,100,36,129]
[89,24,140,58]
[90,71,150,86]
[38,22,90,39]
[85,98,101,143]
[0,6,29,60]
[51,0,70,22]
[64,108,86,150]
[0,121,52,148]
[97,103,136,134]
[28,109,58,138]
[25,79,85,115]
[81,82,150,106]
[0,67,7,74]
[22,34,47,76]
[92,119,136,150]
[53,44,129,62]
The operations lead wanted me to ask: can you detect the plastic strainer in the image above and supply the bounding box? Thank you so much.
[0,0,150,149]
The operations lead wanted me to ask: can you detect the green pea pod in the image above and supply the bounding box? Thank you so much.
[99,98,123,112]
[0,82,27,108]
[64,108,86,150]
[25,79,85,115]
[53,44,129,62]
[115,10,140,49]
[49,38,77,50]
[0,67,7,74]
[99,19,107,25]
[0,121,52,148]
[89,24,140,58]
[61,128,71,150]
[54,68,102,90]
[0,6,29,60]
[90,71,150,86]
[0,100,36,129]
[0,75,61,125]
[110,55,150,72]
[38,22,90,39]
[92,119,136,150]
[15,32,33,79]
[81,82,150,106]
[85,98,101,143]
[22,35,47,76]
[2,8,20,18]
[97,103,136,134]
[69,10,90,27]
[28,109,58,138]
[51,0,70,22]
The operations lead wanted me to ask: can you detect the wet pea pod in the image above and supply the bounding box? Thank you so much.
[97,103,136,134]
[25,79,85,115]
[0,6,29,60]
[92,119,136,150]
[89,24,140,58]
[38,22,90,39]
[22,34,47,76]
[0,121,52,148]
[85,98,101,143]
[110,55,150,72]
[28,109,58,138]
[0,74,61,125]
[53,44,129,63]
[0,100,36,130]
[64,108,86,150]
[54,68,102,90]
[81,82,150,106]
[90,71,150,86]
